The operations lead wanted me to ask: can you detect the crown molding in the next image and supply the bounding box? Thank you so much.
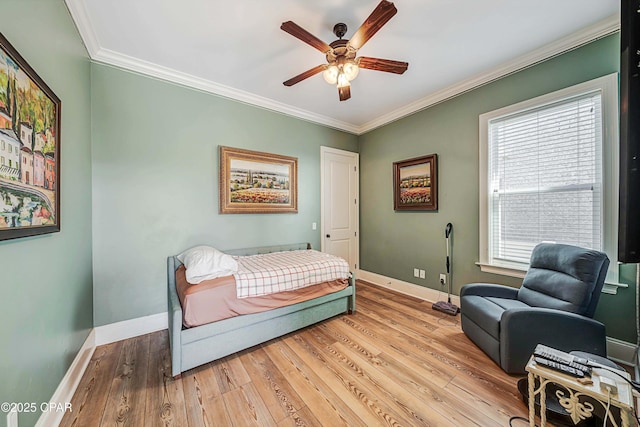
[65,0,618,136]
[357,14,620,134]
[64,2,359,133]
[92,48,361,134]
[65,0,100,57]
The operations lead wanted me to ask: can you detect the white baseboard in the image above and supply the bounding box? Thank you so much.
[36,329,96,427]
[357,269,460,306]
[358,269,637,368]
[606,337,639,367]
[94,312,168,346]
[35,313,168,427]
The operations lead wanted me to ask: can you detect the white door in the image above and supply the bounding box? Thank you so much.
[321,147,359,271]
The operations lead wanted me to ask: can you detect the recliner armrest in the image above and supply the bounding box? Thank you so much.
[460,283,519,299]
[499,307,607,374]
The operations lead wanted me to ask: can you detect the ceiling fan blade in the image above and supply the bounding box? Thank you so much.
[338,85,351,101]
[358,56,408,74]
[283,64,327,86]
[281,21,332,53]
[347,0,398,51]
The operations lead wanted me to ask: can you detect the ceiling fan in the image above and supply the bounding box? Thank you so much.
[281,0,408,101]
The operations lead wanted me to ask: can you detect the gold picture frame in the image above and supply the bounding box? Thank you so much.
[219,146,298,214]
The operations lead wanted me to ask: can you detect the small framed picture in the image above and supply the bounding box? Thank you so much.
[393,154,438,211]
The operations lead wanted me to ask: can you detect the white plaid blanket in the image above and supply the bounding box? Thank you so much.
[233,249,350,298]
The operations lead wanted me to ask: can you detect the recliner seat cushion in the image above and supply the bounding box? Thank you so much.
[460,295,530,339]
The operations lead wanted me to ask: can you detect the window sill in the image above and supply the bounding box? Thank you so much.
[476,262,527,279]
[602,281,628,295]
[476,262,628,295]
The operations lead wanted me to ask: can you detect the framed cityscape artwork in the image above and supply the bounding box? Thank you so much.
[0,32,61,240]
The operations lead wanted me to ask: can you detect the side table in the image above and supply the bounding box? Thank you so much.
[525,356,635,427]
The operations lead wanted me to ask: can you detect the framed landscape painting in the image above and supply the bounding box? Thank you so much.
[0,32,61,240]
[393,154,438,211]
[219,146,298,214]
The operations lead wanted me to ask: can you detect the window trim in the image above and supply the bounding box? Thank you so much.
[478,73,622,291]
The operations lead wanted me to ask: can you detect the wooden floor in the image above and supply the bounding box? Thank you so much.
[61,281,535,427]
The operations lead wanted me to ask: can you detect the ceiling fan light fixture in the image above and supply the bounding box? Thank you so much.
[323,60,359,87]
[337,72,350,88]
[322,64,339,84]
[343,60,359,81]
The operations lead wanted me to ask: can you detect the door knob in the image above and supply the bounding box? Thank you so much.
[326,234,331,238]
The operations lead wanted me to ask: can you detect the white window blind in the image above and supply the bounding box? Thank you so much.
[487,92,603,265]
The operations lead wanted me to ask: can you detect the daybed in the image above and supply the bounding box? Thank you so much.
[168,242,356,377]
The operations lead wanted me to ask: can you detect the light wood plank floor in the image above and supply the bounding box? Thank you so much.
[61,281,537,427]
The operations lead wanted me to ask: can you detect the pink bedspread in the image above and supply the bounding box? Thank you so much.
[175,265,349,328]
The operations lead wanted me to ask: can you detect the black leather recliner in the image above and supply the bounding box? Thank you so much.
[460,243,610,374]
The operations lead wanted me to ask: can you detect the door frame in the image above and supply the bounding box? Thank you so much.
[320,146,359,271]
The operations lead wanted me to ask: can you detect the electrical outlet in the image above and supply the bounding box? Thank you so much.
[7,409,18,427]
[419,269,425,279]
[413,268,419,278]
[440,274,446,285]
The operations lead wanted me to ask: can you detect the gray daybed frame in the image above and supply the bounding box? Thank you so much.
[168,242,356,377]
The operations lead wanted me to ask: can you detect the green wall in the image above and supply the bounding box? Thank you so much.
[90,64,358,326]
[359,33,638,343]
[0,1,93,426]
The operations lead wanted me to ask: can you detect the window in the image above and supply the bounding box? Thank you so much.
[478,73,619,284]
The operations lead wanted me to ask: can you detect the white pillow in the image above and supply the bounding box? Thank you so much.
[177,246,238,284]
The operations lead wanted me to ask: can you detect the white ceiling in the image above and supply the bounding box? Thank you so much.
[65,0,619,134]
